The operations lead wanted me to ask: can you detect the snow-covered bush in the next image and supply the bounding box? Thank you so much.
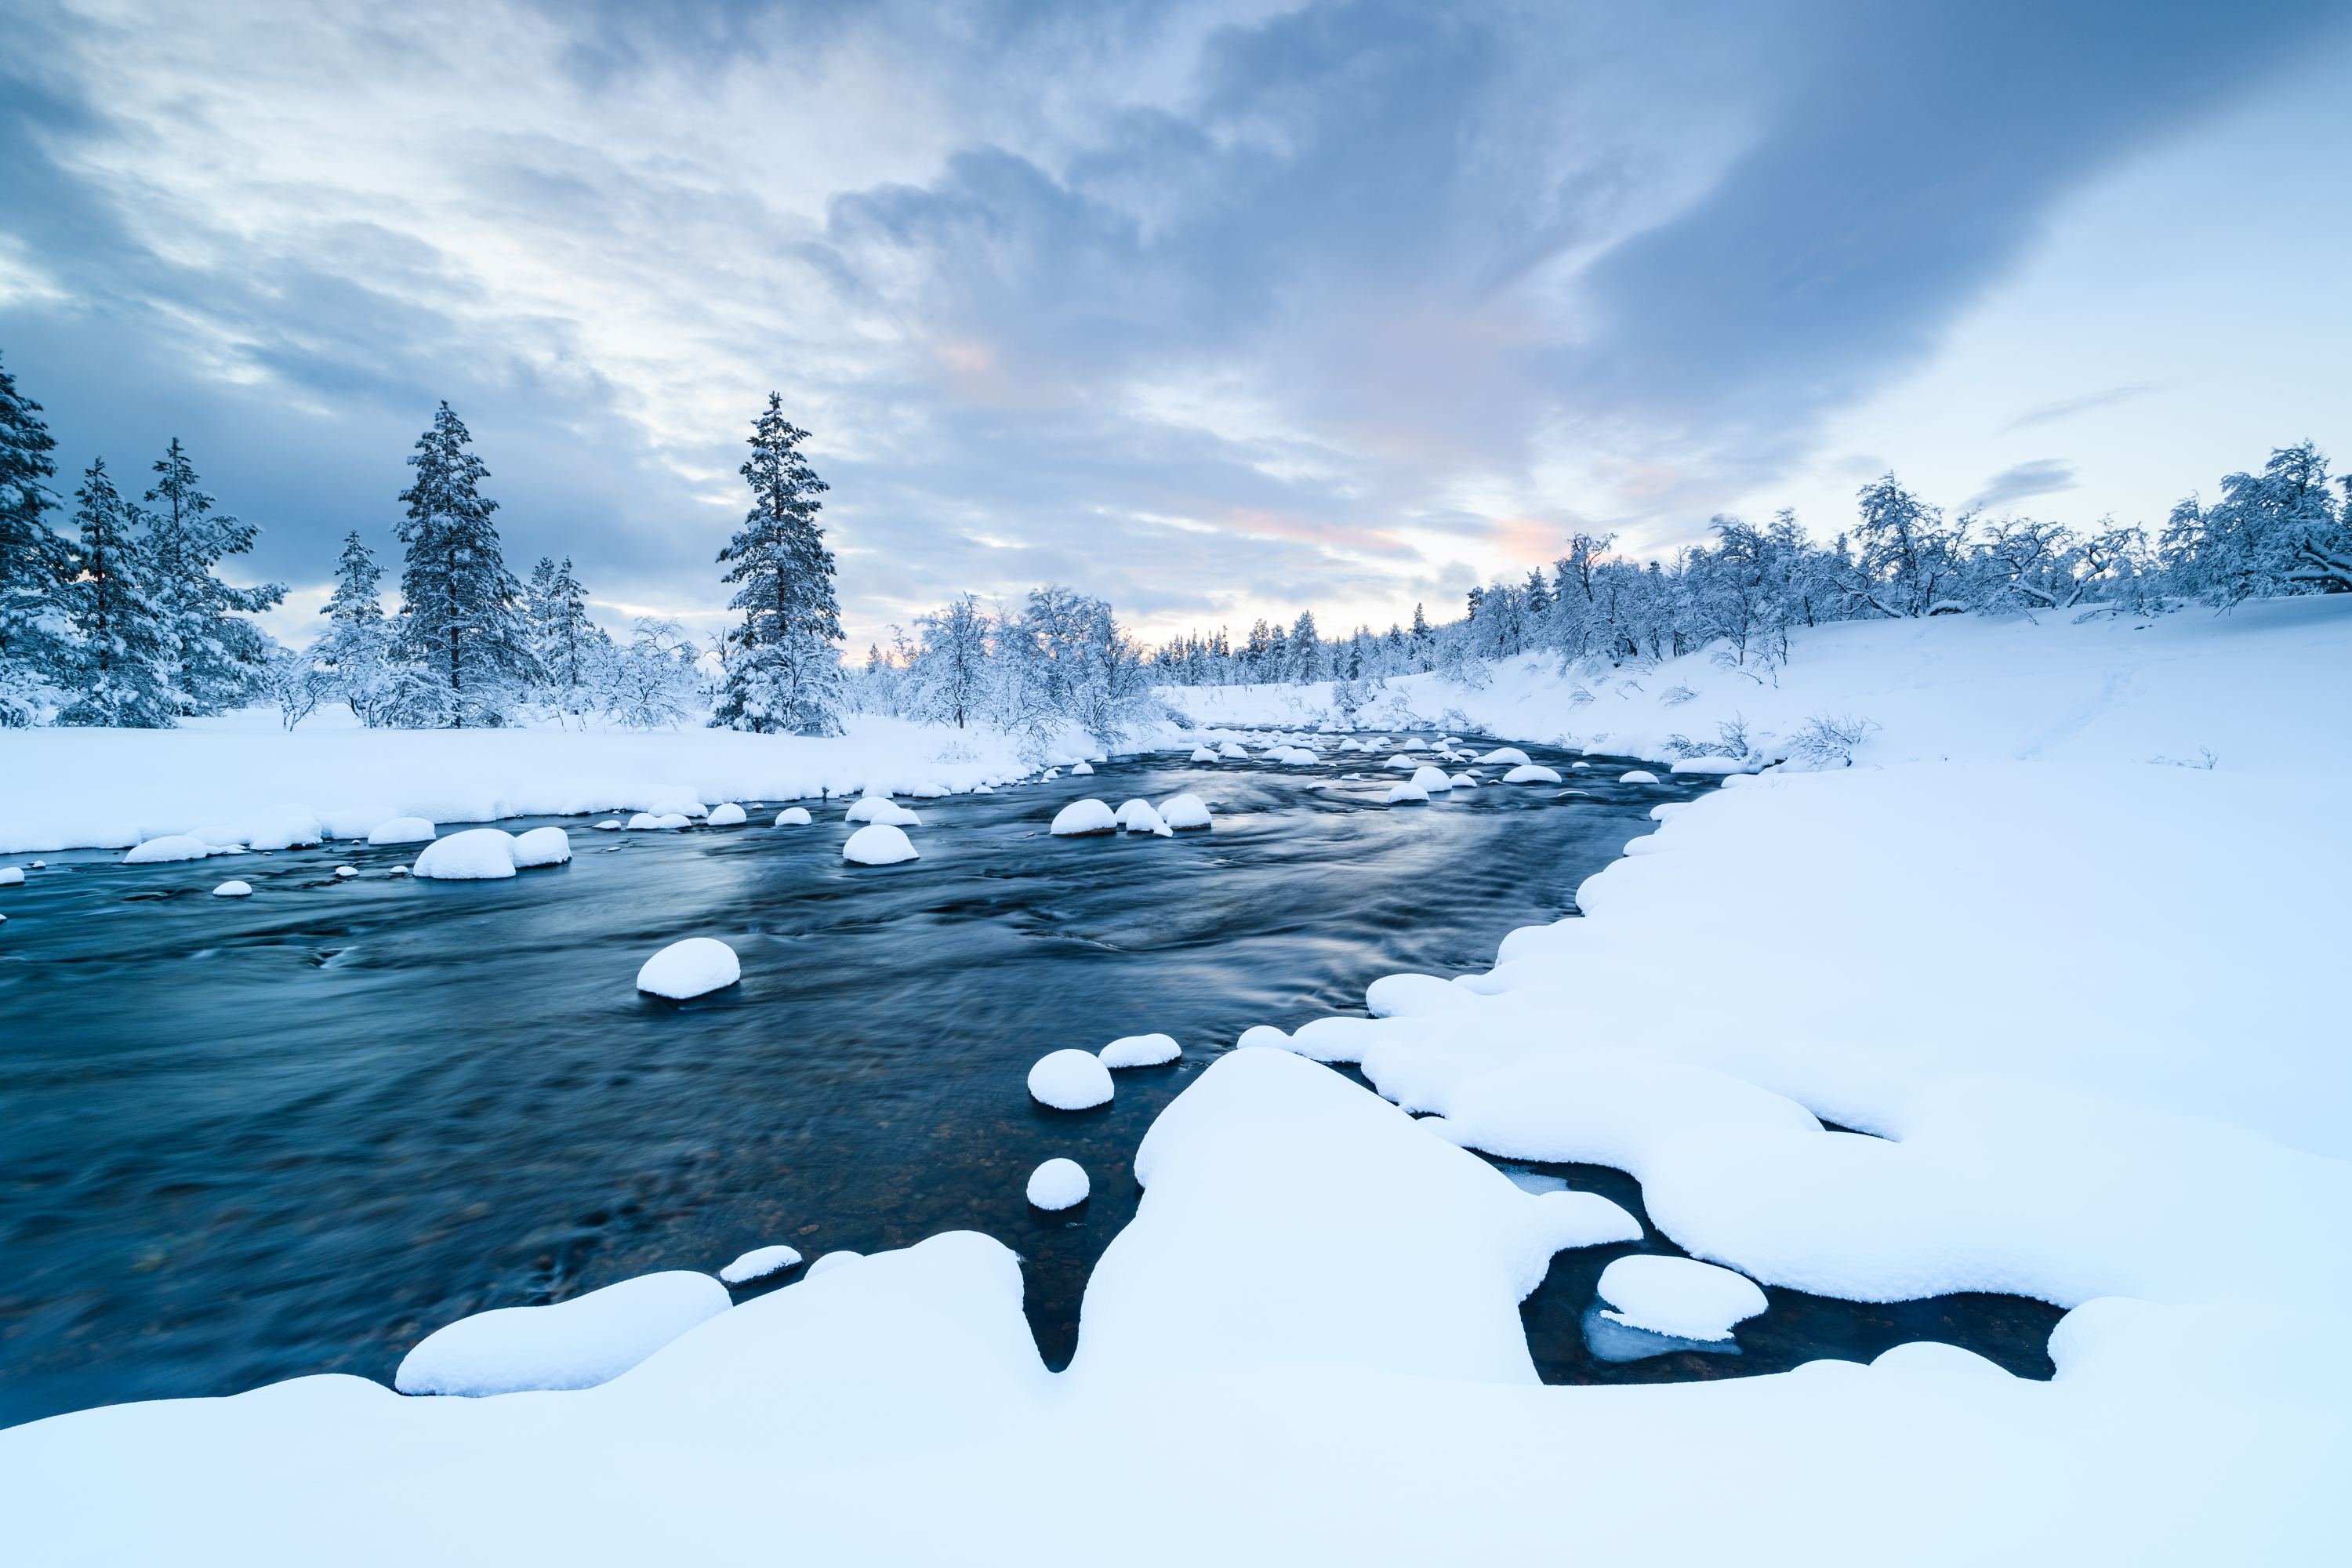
[1785,713,1880,768]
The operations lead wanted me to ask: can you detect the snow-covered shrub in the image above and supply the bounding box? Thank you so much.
[1786,712,1880,768]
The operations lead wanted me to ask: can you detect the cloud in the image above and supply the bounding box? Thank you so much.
[1969,459,2078,511]
[1996,382,2161,435]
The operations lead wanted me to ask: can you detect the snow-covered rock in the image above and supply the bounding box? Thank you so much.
[644,797,706,819]
[1025,1158,1090,1210]
[1409,765,1453,792]
[718,1245,803,1286]
[1189,746,1220,764]
[772,807,812,826]
[706,803,749,826]
[1100,1033,1181,1068]
[803,1250,863,1279]
[1071,761,1094,775]
[211,880,252,898]
[1114,798,1171,836]
[1385,753,1419,770]
[844,797,920,827]
[843,824,919,866]
[1572,761,1592,770]
[394,1272,731,1397]
[1050,799,1118,837]
[511,827,572,868]
[1478,747,1532,766]
[592,818,623,830]
[334,866,357,878]
[123,834,213,864]
[1218,742,1248,760]
[1028,1048,1114,1110]
[366,817,436,846]
[1159,793,1211,831]
[1619,770,1661,784]
[0,866,22,886]
[1449,774,1478,789]
[412,829,520,880]
[1386,781,1429,804]
[636,937,741,1000]
[1502,764,1563,784]
[1595,1256,1769,1341]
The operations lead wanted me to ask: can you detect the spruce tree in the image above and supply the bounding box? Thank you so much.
[524,554,604,721]
[59,459,175,727]
[714,393,843,735]
[315,530,394,725]
[392,402,532,726]
[0,350,74,724]
[143,437,285,714]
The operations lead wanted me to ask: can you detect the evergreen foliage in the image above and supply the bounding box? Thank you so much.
[714,394,842,735]
[392,402,532,727]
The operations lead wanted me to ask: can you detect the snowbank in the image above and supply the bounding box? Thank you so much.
[393,1272,731,1396]
[1385,781,1428,804]
[635,938,741,1000]
[122,833,213,863]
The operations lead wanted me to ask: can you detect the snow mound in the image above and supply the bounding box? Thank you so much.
[804,1250,863,1279]
[1189,746,1220,764]
[1026,1158,1090,1210]
[644,797,705,819]
[1410,765,1453,792]
[0,866,21,886]
[1028,1048,1115,1110]
[844,797,920,826]
[1502,764,1563,784]
[366,817,436,846]
[1670,757,1749,775]
[706,803,749,826]
[772,807,812,826]
[394,1271,731,1397]
[211,880,252,898]
[1399,737,1428,750]
[511,827,572,868]
[1160,793,1211,831]
[1449,774,1478,789]
[1478,747,1532,766]
[1619,770,1661,784]
[1116,799,1172,836]
[1385,753,1420,769]
[1071,761,1094,775]
[636,938,741,1000]
[1386,781,1430,804]
[843,824,919,865]
[592,818,623,830]
[1100,1032,1181,1068]
[718,1245,803,1286]
[1595,1255,1768,1341]
[334,866,357,877]
[124,834,213,864]
[1218,742,1249,760]
[1051,799,1119,837]
[1271,746,1321,764]
[413,829,520,880]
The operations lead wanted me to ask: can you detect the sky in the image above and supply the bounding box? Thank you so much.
[4,0,2349,652]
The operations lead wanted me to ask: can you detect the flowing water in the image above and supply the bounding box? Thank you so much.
[0,742,2054,1426]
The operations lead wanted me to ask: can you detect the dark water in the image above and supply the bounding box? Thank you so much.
[0,742,2051,1426]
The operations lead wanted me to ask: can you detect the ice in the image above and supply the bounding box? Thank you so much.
[1158,793,1212,831]
[511,826,572,868]
[719,1245,804,1286]
[706,803,749,826]
[365,817,437,846]
[1595,1255,1769,1341]
[803,1250,865,1278]
[394,1271,731,1396]
[123,833,214,863]
[412,829,520,880]
[1050,799,1119,837]
[1100,1032,1181,1068]
[842,824,919,865]
[772,807,812,826]
[1501,764,1563,783]
[1071,762,1094,775]
[1028,1048,1115,1109]
[1026,1158,1091,1210]
[635,937,740,1000]
[1478,747,1532,765]
[1115,799,1172,836]
[844,797,920,826]
[0,867,21,886]
[1189,746,1220,763]
[211,880,252,897]
[1409,765,1453,792]
[1385,781,1429,804]
[1618,769,1661,784]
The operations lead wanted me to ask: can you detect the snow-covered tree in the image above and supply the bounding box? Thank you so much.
[143,437,284,716]
[58,459,175,727]
[1842,473,1969,618]
[605,616,703,729]
[911,593,991,728]
[314,530,395,725]
[0,350,73,726]
[1287,610,1323,683]
[714,394,842,735]
[391,402,532,727]
[523,554,608,724]
[2161,441,2350,607]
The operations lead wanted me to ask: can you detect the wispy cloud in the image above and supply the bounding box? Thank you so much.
[1969,458,2078,511]
[1997,382,2161,435]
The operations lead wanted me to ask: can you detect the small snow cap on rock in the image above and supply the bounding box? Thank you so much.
[804,1250,864,1279]
[844,797,920,826]
[1409,765,1453,792]
[772,807,812,826]
[637,936,740,1000]
[1114,798,1170,836]
[1619,769,1661,784]
[211,880,252,897]
[334,866,358,878]
[512,826,572,868]
[626,813,662,830]
[1385,781,1430,804]
[1159,793,1212,831]
[593,818,624,830]
[843,824,919,865]
[1051,799,1119,837]
[1029,1048,1115,1109]
[1189,746,1220,763]
[1478,747,1532,766]
[394,1271,730,1397]
[366,817,437,847]
[1218,742,1249,760]
[1100,1032,1181,1068]
[1448,773,1478,789]
[719,1244,803,1286]
[645,797,706,819]
[0,866,23,886]
[1026,1158,1090,1210]
[706,803,749,826]
[124,834,213,864]
[1503,764,1564,784]
[1071,761,1094,775]
[1596,1255,1767,1342]
[413,829,520,880]
[1385,754,1420,770]
[1571,761,1591,769]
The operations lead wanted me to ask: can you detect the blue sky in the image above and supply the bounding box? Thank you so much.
[4,0,2348,649]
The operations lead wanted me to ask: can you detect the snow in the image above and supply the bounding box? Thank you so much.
[1218,742,1248,759]
[393,1271,731,1396]
[624,813,663,830]
[1115,799,1172,836]
[803,1250,864,1278]
[843,797,920,826]
[122,833,213,863]
[510,826,572,868]
[1050,799,1119,837]
[334,866,357,877]
[1669,757,1749,775]
[1189,746,1220,763]
[1501,764,1563,784]
[1385,781,1429,804]
[1026,1158,1091,1210]
[1617,769,1661,784]
[210,880,252,897]
[1595,1256,1769,1341]
[1478,747,1532,766]
[706,803,749,826]
[1071,761,1094,775]
[635,938,741,1000]
[0,867,21,886]
[842,824,919,866]
[1028,1048,1115,1110]
[772,807,812,826]
[1100,1033,1181,1068]
[1157,793,1212,831]
[411,829,519,880]
[1270,746,1321,764]
[1384,753,1418,769]
[365,817,436,846]
[1408,765,1453,792]
[593,818,623,829]
[719,1246,804,1286]
[1448,774,1478,789]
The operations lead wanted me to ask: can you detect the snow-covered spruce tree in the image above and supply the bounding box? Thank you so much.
[391,403,532,727]
[143,437,285,715]
[314,530,395,726]
[1287,610,1323,683]
[912,593,990,728]
[713,394,842,735]
[523,554,609,725]
[58,459,176,728]
[0,350,77,725]
[2161,441,2351,607]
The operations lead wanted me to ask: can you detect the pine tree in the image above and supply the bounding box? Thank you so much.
[0,350,75,725]
[314,530,394,725]
[1288,609,1321,683]
[59,459,175,727]
[714,393,842,735]
[143,437,285,714]
[523,554,604,721]
[392,402,532,727]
